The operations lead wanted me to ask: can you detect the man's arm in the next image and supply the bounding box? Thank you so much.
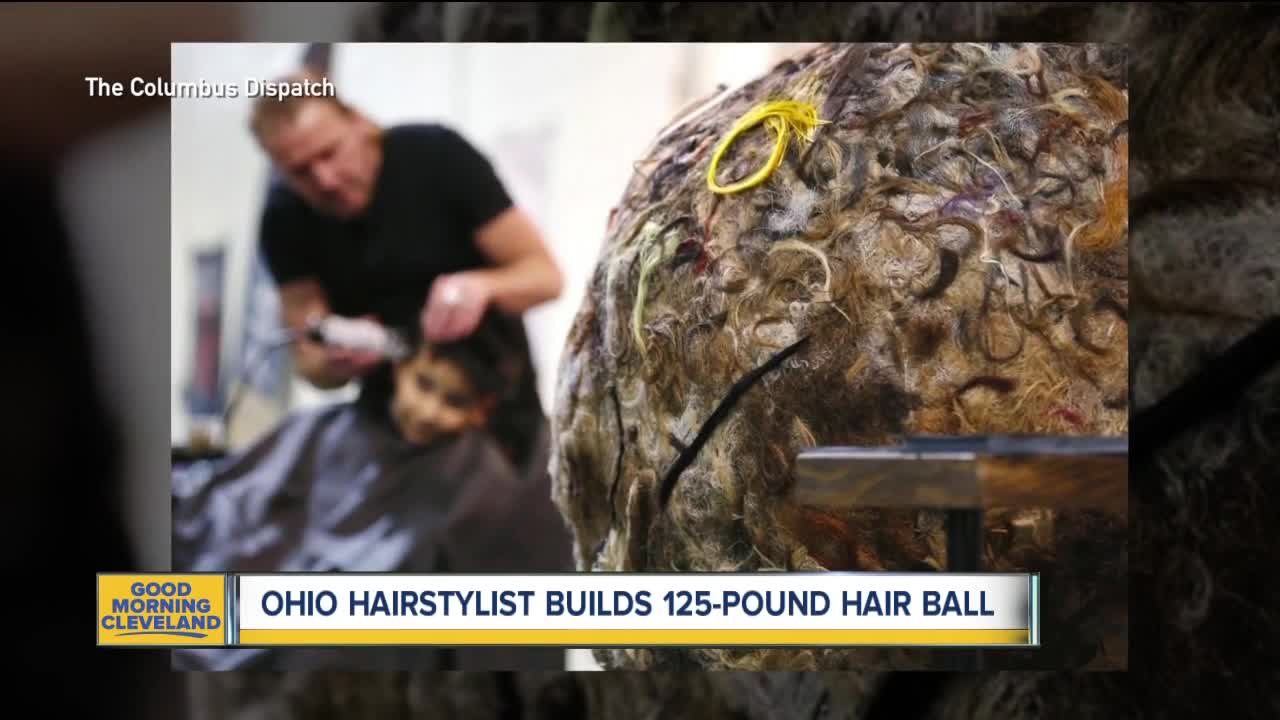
[422,206,564,341]
[260,180,384,389]
[473,207,564,313]
[278,278,380,389]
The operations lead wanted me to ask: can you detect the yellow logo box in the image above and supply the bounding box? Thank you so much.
[97,574,227,646]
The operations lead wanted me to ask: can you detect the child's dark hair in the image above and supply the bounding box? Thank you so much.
[403,310,525,401]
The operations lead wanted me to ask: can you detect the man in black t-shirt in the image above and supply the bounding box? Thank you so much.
[250,69,563,464]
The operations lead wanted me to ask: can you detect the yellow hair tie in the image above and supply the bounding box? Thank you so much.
[706,99,826,195]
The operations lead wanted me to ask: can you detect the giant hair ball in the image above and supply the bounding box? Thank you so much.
[550,42,1128,671]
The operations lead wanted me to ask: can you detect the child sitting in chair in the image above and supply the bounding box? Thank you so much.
[171,310,571,670]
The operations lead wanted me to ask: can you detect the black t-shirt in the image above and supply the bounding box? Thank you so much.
[261,123,513,331]
[259,124,544,462]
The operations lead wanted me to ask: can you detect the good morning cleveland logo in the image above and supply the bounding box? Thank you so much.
[97,574,227,646]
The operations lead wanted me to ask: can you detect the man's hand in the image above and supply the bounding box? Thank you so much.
[294,337,383,390]
[323,343,384,379]
[291,336,375,390]
[303,312,385,384]
[280,279,387,389]
[418,207,563,343]
[421,272,493,342]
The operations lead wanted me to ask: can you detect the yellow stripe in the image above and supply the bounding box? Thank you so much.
[238,629,1028,646]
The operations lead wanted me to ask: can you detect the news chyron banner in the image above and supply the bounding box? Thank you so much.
[98,573,1039,647]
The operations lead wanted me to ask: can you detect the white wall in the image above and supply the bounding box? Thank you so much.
[454,44,688,408]
[170,43,304,444]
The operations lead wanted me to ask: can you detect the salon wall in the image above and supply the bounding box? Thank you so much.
[454,43,686,410]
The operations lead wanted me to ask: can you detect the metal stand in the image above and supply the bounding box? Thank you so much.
[946,509,984,572]
[945,508,984,671]
[793,435,1128,673]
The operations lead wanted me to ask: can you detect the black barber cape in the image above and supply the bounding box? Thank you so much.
[170,403,572,670]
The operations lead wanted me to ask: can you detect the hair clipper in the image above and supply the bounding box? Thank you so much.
[304,315,410,361]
